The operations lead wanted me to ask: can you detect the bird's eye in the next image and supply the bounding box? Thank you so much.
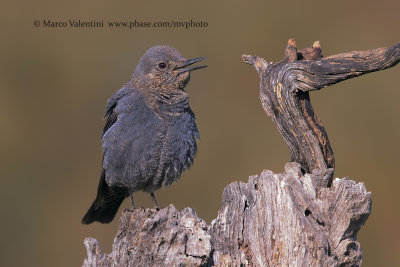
[158,62,167,69]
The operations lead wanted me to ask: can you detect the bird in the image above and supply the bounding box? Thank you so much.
[284,38,298,62]
[82,45,206,224]
[297,41,323,60]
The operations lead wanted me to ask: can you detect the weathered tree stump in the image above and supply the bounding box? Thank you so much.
[83,42,399,266]
[83,163,371,266]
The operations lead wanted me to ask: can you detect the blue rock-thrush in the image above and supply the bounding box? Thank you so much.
[82,46,206,224]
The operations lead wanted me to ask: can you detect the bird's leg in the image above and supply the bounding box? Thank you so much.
[129,192,135,211]
[150,192,161,210]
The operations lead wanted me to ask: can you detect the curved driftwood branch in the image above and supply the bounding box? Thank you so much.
[243,42,400,174]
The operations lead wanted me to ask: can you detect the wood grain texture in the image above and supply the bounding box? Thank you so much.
[243,42,400,174]
[83,163,371,266]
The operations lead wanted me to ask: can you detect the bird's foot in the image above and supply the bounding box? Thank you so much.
[154,205,161,211]
[128,192,135,212]
[150,192,162,211]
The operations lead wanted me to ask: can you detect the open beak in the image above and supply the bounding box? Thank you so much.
[174,57,207,74]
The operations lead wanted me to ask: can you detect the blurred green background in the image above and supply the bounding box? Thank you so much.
[1,0,399,266]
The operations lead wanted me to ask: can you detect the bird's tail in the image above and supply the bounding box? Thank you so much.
[82,170,128,224]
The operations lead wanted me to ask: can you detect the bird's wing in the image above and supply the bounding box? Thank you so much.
[103,112,117,137]
[101,90,166,188]
[102,87,132,136]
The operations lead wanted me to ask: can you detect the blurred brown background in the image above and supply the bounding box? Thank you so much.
[1,0,399,266]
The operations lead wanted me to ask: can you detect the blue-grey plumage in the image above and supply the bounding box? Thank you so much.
[82,46,206,224]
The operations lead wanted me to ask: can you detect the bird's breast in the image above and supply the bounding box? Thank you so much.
[149,112,198,189]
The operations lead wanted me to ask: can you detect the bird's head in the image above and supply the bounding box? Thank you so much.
[132,46,207,90]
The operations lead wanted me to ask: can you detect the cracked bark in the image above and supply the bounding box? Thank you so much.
[243,42,400,174]
[83,164,371,266]
[83,42,399,266]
